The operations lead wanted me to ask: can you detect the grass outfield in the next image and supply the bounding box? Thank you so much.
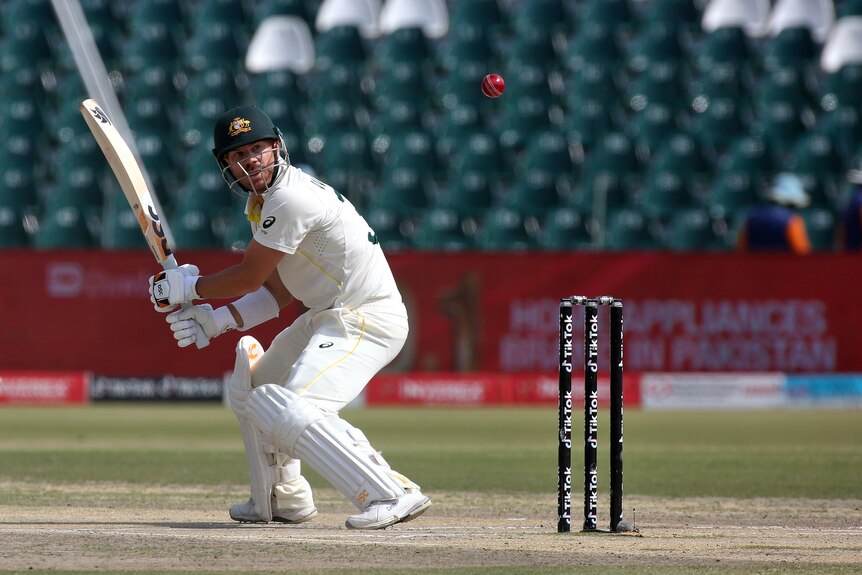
[0,405,860,499]
[0,405,860,574]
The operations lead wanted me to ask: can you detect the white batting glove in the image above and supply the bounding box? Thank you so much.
[148,264,201,312]
[166,304,237,348]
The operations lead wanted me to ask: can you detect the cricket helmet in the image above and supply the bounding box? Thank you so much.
[212,105,290,195]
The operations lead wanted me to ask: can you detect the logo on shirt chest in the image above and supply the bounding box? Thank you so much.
[262,216,276,229]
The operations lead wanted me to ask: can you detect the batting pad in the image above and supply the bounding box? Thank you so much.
[246,384,405,510]
[229,336,274,521]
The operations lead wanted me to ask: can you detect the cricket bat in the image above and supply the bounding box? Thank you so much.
[80,98,210,349]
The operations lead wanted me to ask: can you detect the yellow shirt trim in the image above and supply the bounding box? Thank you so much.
[298,311,366,394]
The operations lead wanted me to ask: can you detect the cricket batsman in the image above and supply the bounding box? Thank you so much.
[147,105,431,529]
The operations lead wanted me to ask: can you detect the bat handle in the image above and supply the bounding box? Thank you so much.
[163,256,210,350]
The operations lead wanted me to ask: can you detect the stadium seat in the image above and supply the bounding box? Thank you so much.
[0,23,54,73]
[318,130,376,206]
[127,0,188,35]
[437,24,497,72]
[371,63,430,110]
[179,97,231,147]
[245,15,315,75]
[813,106,862,165]
[636,133,712,219]
[701,0,770,38]
[819,16,862,73]
[34,207,95,249]
[364,207,413,251]
[435,171,495,218]
[694,26,758,74]
[248,70,307,105]
[98,188,148,250]
[801,207,837,250]
[574,132,641,213]
[708,136,773,216]
[509,0,568,36]
[254,0,311,24]
[368,102,426,145]
[503,28,560,74]
[663,207,725,251]
[768,0,835,43]
[450,132,507,183]
[691,97,748,158]
[373,27,431,72]
[45,167,103,215]
[368,167,431,217]
[537,206,592,250]
[575,0,636,36]
[171,209,219,249]
[818,63,862,113]
[498,96,553,156]
[0,207,29,248]
[626,24,685,74]
[502,169,562,217]
[314,25,368,72]
[411,207,474,251]
[603,208,660,250]
[448,0,503,36]
[522,131,579,181]
[629,103,680,159]
[184,27,246,74]
[122,25,182,75]
[380,130,441,183]
[378,0,449,40]
[475,207,536,251]
[786,133,845,209]
[762,27,820,73]
[437,61,488,111]
[316,0,381,39]
[191,0,251,32]
[0,164,39,212]
[564,23,624,74]
[625,63,686,114]
[643,0,702,33]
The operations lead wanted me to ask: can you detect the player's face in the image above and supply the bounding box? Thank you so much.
[224,139,279,193]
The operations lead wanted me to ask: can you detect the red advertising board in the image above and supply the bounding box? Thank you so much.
[0,250,858,376]
[0,371,89,404]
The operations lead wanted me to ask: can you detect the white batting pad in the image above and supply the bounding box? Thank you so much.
[246,384,405,509]
[229,336,274,521]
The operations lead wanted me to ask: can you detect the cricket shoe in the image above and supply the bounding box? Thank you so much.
[229,498,318,524]
[345,490,431,530]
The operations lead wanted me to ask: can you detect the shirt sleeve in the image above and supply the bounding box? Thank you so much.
[785,214,812,255]
[253,189,323,254]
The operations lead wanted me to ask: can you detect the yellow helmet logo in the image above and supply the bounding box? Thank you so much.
[228,117,252,138]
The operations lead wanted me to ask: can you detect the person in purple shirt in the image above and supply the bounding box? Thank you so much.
[737,173,812,254]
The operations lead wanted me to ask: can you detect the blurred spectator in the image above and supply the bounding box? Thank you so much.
[737,173,812,254]
[841,162,862,250]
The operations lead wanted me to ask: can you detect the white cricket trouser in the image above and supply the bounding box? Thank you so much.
[250,299,408,409]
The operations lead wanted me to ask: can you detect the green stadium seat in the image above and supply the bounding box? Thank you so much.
[0,23,54,73]
[626,24,685,74]
[371,63,429,110]
[762,27,818,73]
[191,0,251,32]
[0,165,39,212]
[564,98,622,153]
[2,0,57,34]
[510,0,569,36]
[436,171,495,218]
[308,64,366,109]
[564,23,624,74]
[537,206,592,250]
[185,68,243,105]
[369,103,425,146]
[175,172,233,219]
[574,132,641,213]
[45,166,103,215]
[100,193,148,250]
[364,207,412,251]
[127,0,188,35]
[437,24,497,72]
[380,130,441,182]
[220,212,250,252]
[435,105,487,157]
[636,133,712,219]
[368,168,431,218]
[498,96,552,155]
[180,97,231,147]
[451,132,506,182]
[505,28,560,73]
[691,97,748,158]
[314,25,367,72]
[604,208,660,250]
[172,209,219,249]
[437,62,488,111]
[123,26,183,76]
[754,103,810,168]
[522,131,578,180]
[125,96,178,140]
[0,207,29,248]
[813,106,862,166]
[663,207,724,251]
[625,63,686,114]
[34,207,95,249]
[801,207,837,250]
[254,0,311,24]
[819,64,862,113]
[694,26,757,73]
[708,135,773,214]
[502,169,561,217]
[411,207,474,251]
[838,0,862,17]
[786,133,845,209]
[184,27,245,74]
[643,0,702,32]
[475,207,537,251]
[318,130,376,206]
[121,65,180,102]
[373,27,431,71]
[629,103,679,159]
[575,0,635,36]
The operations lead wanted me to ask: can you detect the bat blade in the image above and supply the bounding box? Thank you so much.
[80,98,210,349]
[79,98,174,267]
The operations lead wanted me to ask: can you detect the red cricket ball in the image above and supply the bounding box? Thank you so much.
[481,73,505,98]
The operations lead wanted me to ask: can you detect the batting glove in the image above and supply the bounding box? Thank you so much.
[149,264,201,312]
[166,304,237,348]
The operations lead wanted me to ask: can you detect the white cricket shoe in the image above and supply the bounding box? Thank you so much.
[229,497,318,524]
[345,490,431,530]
